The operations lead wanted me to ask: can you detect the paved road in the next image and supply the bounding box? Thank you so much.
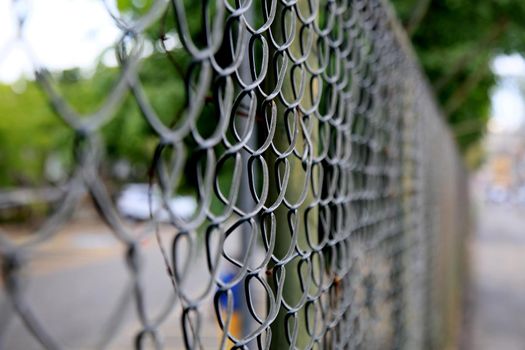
[465,202,525,350]
[0,222,219,349]
[5,200,524,349]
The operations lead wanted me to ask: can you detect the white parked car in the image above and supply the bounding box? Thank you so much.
[117,183,196,222]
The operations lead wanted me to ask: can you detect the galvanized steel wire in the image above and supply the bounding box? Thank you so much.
[0,0,468,349]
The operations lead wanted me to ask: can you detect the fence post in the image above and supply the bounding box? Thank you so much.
[265,0,319,348]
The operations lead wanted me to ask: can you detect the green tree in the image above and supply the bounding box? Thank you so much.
[392,0,525,164]
[0,1,201,187]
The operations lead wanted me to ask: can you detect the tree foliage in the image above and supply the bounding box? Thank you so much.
[392,0,525,159]
[0,2,198,187]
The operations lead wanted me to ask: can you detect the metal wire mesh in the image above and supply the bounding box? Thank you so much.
[0,0,468,349]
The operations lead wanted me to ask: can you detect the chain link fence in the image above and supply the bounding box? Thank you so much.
[0,0,468,349]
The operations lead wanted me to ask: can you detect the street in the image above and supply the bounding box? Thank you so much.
[465,201,525,349]
[3,199,525,349]
[0,221,219,349]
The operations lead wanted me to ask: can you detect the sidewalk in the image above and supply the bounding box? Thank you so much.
[465,202,525,349]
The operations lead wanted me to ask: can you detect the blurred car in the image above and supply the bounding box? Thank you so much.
[116,183,196,222]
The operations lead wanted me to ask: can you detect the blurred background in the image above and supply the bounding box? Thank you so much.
[1,0,525,349]
[394,2,525,348]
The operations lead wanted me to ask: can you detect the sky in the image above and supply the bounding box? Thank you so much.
[0,0,120,83]
[490,54,525,133]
